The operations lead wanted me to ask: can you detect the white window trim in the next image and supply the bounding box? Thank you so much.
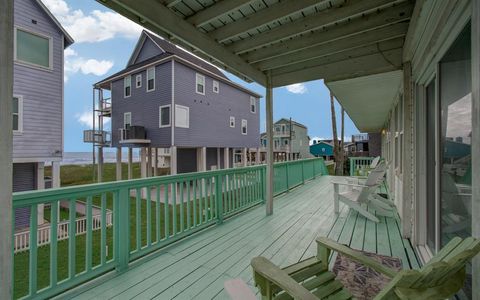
[213,80,219,93]
[196,73,205,95]
[175,104,190,128]
[124,75,132,98]
[250,96,256,113]
[136,74,142,88]
[14,26,53,71]
[124,112,131,129]
[229,116,235,128]
[241,119,248,135]
[159,104,171,128]
[147,67,155,92]
[13,95,23,134]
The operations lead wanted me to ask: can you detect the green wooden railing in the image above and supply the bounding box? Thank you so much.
[11,158,327,299]
[349,157,375,176]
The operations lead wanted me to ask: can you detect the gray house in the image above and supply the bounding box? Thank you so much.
[12,0,73,228]
[89,31,261,178]
[260,118,310,161]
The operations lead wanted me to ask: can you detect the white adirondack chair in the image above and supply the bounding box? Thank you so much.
[332,162,393,223]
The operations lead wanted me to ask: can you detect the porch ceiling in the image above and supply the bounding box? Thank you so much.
[97,0,415,87]
[326,70,403,132]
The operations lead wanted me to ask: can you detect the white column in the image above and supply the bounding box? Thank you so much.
[140,147,147,178]
[0,1,13,297]
[266,73,274,216]
[97,146,104,183]
[116,147,122,181]
[170,146,177,175]
[36,163,45,225]
[224,148,230,169]
[52,161,61,188]
[242,148,247,167]
[217,148,221,169]
[154,148,158,176]
[198,147,207,171]
[472,1,480,298]
[256,148,261,165]
[127,147,133,179]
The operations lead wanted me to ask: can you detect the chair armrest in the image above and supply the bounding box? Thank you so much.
[251,257,319,300]
[316,237,397,278]
[331,181,368,189]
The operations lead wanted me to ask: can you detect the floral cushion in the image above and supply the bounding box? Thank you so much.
[332,248,402,300]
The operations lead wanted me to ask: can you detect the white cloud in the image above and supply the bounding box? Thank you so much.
[64,48,113,81]
[42,0,142,43]
[76,110,110,128]
[285,83,307,94]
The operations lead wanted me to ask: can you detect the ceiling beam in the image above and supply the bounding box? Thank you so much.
[271,38,404,76]
[186,0,257,28]
[163,0,182,8]
[209,0,327,43]
[255,22,409,71]
[101,0,266,85]
[242,2,413,64]
[228,0,399,54]
[271,48,403,87]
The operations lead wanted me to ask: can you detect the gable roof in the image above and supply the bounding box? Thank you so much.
[36,0,74,47]
[275,118,307,129]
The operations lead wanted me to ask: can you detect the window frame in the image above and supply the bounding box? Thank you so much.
[159,105,171,128]
[250,96,256,113]
[147,67,155,92]
[12,95,23,134]
[124,75,132,98]
[136,74,142,88]
[196,73,205,95]
[175,105,190,128]
[123,112,132,129]
[14,26,53,70]
[213,80,219,93]
[241,119,248,135]
[229,116,235,128]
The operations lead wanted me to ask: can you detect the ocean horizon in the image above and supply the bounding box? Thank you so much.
[61,151,140,166]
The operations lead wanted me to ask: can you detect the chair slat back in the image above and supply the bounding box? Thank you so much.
[370,156,381,169]
[365,162,386,186]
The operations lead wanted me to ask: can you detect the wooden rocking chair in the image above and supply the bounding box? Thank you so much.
[251,236,480,300]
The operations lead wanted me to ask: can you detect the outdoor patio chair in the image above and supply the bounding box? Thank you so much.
[251,236,480,300]
[332,162,393,223]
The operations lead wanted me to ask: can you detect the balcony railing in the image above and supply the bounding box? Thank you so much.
[12,158,327,299]
[83,130,111,145]
[349,157,375,176]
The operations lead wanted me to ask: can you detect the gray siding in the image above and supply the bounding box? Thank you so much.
[111,62,172,147]
[177,148,196,173]
[173,62,260,148]
[13,0,65,161]
[13,163,36,229]
[133,37,163,65]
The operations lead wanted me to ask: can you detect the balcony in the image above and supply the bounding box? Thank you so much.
[83,130,111,145]
[119,126,151,144]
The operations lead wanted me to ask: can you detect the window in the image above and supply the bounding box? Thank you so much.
[250,96,256,113]
[136,74,142,88]
[284,140,289,145]
[159,105,171,127]
[124,76,131,98]
[213,80,219,93]
[241,119,247,135]
[12,96,23,133]
[196,73,205,95]
[175,105,189,128]
[15,27,52,69]
[229,116,235,127]
[147,67,155,92]
[124,112,131,129]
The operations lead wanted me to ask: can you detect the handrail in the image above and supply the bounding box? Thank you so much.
[12,157,327,299]
[349,157,375,176]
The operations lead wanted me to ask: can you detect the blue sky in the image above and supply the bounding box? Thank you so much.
[44,0,359,152]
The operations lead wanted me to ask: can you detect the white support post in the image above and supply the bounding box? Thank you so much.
[97,146,104,183]
[170,146,177,175]
[256,148,261,165]
[199,147,207,171]
[146,147,152,177]
[140,147,147,178]
[52,161,61,188]
[116,147,122,181]
[128,147,133,179]
[224,148,230,169]
[242,148,247,167]
[154,148,158,176]
[266,73,274,216]
[0,2,13,297]
[472,1,480,298]
[402,61,413,238]
[36,162,45,225]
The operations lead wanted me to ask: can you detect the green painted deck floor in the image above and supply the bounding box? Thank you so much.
[72,176,420,300]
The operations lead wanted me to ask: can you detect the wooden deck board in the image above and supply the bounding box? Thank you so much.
[72,176,420,300]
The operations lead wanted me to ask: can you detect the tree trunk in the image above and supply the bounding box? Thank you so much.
[330,93,342,175]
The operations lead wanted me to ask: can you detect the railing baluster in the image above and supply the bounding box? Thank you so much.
[146,186,151,247]
[117,188,129,271]
[135,188,141,251]
[210,177,214,220]
[86,196,93,271]
[199,179,203,224]
[172,183,177,235]
[29,203,38,296]
[216,174,223,224]
[101,193,106,265]
[156,185,161,243]
[193,180,197,227]
[186,181,191,230]
[179,181,184,232]
[164,184,169,238]
[68,199,76,279]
